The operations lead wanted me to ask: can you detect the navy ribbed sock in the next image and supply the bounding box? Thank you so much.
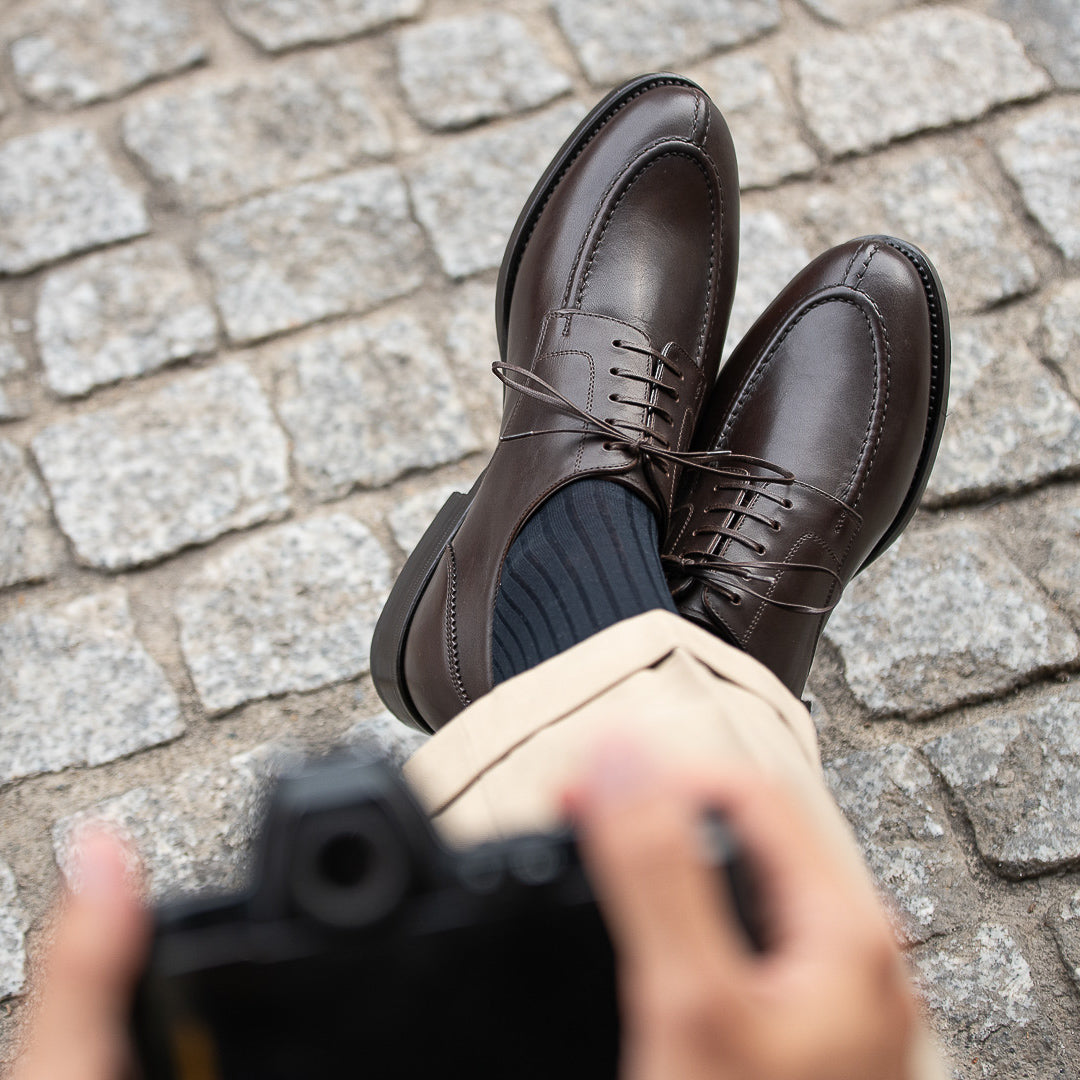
[491,479,677,684]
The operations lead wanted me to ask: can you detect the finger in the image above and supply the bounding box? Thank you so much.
[14,829,148,1080]
[573,739,752,987]
[676,770,885,948]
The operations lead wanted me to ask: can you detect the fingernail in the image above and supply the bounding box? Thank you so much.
[586,740,657,804]
[70,828,128,903]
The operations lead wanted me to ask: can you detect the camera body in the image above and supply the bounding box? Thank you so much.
[133,756,757,1080]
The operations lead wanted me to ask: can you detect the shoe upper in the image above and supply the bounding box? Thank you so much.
[665,237,946,697]
[403,78,740,730]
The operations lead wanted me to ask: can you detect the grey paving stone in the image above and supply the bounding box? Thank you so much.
[1017,486,1080,627]
[725,210,809,358]
[923,684,1080,877]
[122,50,392,211]
[1053,890,1080,991]
[342,710,429,768]
[9,0,205,109]
[692,56,816,190]
[398,12,571,131]
[444,279,502,438]
[0,128,148,275]
[409,102,582,279]
[992,0,1080,90]
[0,859,28,1000]
[1042,278,1080,400]
[198,167,426,343]
[825,744,974,944]
[552,0,781,85]
[386,482,457,554]
[0,438,64,589]
[804,153,1039,313]
[33,362,289,570]
[274,314,478,498]
[913,925,1042,1075]
[799,0,915,26]
[0,589,182,785]
[223,0,423,52]
[925,314,1080,504]
[998,103,1080,261]
[36,240,217,398]
[177,515,392,715]
[53,744,289,901]
[795,9,1049,157]
[0,297,28,422]
[824,522,1080,719]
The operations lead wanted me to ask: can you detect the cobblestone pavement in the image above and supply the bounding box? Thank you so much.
[0,0,1078,1074]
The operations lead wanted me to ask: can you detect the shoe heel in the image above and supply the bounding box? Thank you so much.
[370,477,482,733]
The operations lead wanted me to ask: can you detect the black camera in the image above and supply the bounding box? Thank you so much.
[132,756,759,1080]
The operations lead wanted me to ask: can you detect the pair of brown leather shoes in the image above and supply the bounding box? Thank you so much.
[371,74,950,734]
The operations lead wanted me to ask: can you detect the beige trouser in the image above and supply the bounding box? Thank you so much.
[403,610,948,1080]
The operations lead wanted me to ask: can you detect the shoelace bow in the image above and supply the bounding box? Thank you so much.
[492,339,841,616]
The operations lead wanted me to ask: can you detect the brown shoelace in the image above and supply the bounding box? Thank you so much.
[664,471,844,616]
[493,345,842,617]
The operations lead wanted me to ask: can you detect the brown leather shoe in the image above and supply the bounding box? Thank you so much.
[371,74,740,733]
[664,236,950,697]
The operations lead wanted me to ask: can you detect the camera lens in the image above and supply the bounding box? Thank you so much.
[291,808,409,929]
[317,833,373,889]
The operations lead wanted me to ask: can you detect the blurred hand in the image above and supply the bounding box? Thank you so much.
[568,740,917,1080]
[12,830,147,1080]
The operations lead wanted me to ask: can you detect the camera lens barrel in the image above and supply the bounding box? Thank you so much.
[290,808,409,929]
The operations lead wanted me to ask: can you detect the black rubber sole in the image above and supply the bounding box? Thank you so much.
[372,73,704,732]
[856,235,951,573]
[494,71,702,362]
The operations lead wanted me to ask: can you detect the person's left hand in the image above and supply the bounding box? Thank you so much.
[11,830,147,1080]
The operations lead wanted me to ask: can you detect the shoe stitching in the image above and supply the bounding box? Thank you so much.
[560,134,701,311]
[443,544,471,709]
[850,243,878,289]
[512,77,698,299]
[576,149,717,366]
[847,289,891,509]
[717,295,880,508]
[742,530,849,643]
[838,299,881,504]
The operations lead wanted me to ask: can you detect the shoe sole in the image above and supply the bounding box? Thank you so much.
[854,235,952,574]
[371,73,702,732]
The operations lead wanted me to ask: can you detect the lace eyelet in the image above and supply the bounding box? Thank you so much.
[754,543,766,556]
[602,442,615,452]
[611,339,623,348]
[783,498,794,509]
[610,367,619,376]
[729,595,742,607]
[608,393,616,402]
[769,519,781,531]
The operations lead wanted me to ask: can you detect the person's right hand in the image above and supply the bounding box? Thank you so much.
[567,740,919,1080]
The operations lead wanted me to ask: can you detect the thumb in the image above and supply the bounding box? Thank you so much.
[572,740,750,991]
[14,829,148,1080]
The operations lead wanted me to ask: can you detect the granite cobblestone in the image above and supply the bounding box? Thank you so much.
[397,13,571,131]
[2,0,1080,1070]
[122,50,393,211]
[0,589,182,785]
[0,128,148,275]
[794,8,1049,157]
[273,313,477,498]
[176,514,392,715]
[9,0,206,109]
[36,240,217,398]
[32,362,290,569]
[197,167,427,342]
